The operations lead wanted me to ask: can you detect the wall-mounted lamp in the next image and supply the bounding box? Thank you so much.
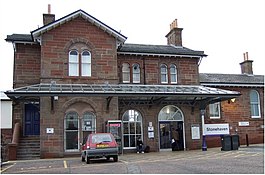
[230,98,236,103]
[54,96,59,101]
[228,98,236,104]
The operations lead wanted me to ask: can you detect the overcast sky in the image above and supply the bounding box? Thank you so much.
[0,0,264,91]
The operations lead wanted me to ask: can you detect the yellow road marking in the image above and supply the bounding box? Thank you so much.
[63,160,68,168]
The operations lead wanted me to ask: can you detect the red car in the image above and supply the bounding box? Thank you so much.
[81,133,119,164]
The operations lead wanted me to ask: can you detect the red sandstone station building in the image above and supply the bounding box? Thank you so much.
[3,8,264,159]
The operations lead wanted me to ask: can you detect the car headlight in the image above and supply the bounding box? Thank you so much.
[87,145,90,149]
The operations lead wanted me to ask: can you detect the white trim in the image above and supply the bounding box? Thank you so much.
[118,51,202,58]
[32,10,126,43]
[201,83,264,88]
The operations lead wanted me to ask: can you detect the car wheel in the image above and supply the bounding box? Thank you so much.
[113,155,118,162]
[86,156,91,164]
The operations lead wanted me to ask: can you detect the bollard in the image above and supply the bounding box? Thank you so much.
[246,134,249,147]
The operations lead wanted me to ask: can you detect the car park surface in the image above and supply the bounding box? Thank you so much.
[1,144,263,174]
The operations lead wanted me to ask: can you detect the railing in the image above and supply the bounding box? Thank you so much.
[8,122,21,160]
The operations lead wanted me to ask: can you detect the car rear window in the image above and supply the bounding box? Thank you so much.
[92,134,113,144]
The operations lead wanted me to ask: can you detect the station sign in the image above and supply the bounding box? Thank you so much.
[204,123,229,135]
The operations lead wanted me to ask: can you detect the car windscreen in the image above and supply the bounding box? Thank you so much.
[92,134,113,144]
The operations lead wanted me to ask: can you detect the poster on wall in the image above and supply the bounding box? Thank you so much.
[191,124,200,139]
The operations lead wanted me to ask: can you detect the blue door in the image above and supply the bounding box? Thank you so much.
[24,104,40,136]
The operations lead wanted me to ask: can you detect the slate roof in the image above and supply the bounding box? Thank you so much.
[5,34,33,42]
[31,9,127,44]
[118,43,207,57]
[200,73,264,87]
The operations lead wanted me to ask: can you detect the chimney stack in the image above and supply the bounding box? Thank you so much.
[240,52,253,74]
[165,19,183,46]
[43,4,55,25]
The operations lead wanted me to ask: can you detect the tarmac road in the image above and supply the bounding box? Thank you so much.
[1,144,264,174]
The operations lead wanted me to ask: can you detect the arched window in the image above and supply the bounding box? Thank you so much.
[170,64,177,84]
[132,63,140,83]
[122,110,142,148]
[122,63,130,83]
[69,50,79,76]
[65,111,79,151]
[81,51,91,76]
[158,105,183,121]
[250,90,261,118]
[160,64,168,84]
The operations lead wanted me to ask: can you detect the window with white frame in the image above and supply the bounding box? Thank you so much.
[209,102,221,119]
[160,64,168,84]
[122,110,142,148]
[81,51,91,76]
[122,63,130,83]
[250,90,261,118]
[69,50,79,76]
[132,64,140,83]
[170,64,177,84]
[69,50,91,77]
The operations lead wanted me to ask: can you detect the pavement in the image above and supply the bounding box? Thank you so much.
[1,144,264,174]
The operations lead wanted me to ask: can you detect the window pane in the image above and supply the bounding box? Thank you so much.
[130,135,136,147]
[133,64,140,83]
[81,63,91,76]
[69,50,79,76]
[251,104,259,116]
[129,123,135,134]
[250,90,260,117]
[136,122,141,134]
[123,135,129,147]
[250,91,258,102]
[69,63,79,76]
[209,103,220,118]
[123,122,129,134]
[161,64,168,83]
[170,64,177,83]
[122,63,130,82]
[81,51,91,76]
[65,131,78,149]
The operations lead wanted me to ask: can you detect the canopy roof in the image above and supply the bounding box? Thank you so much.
[5,83,240,109]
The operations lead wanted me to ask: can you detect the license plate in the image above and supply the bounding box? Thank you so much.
[96,144,109,148]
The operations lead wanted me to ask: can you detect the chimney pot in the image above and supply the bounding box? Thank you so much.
[43,4,55,25]
[48,4,51,14]
[240,52,253,74]
[166,19,183,46]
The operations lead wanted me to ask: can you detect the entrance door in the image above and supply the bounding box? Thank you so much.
[159,121,184,150]
[159,121,178,149]
[24,104,40,136]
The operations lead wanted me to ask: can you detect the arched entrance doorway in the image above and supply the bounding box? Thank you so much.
[158,105,185,150]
